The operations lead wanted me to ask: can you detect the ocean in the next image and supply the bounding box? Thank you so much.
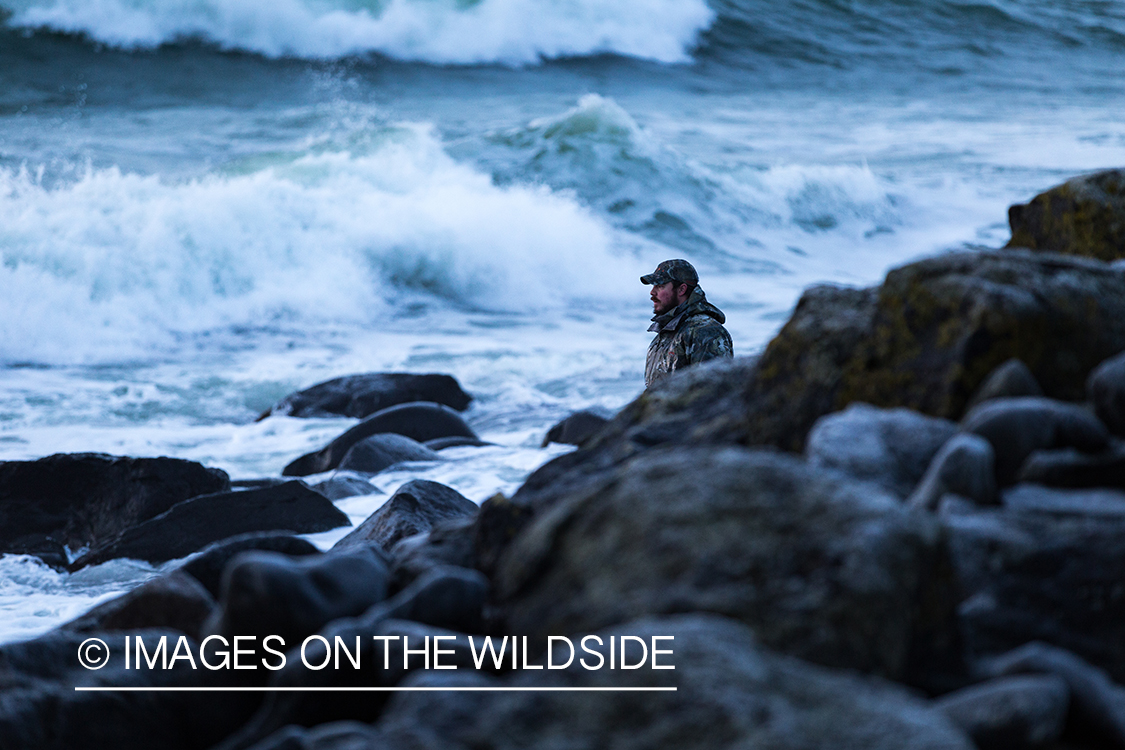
[1,0,1123,643]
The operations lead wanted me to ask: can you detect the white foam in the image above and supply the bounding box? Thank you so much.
[6,0,714,64]
[0,125,639,364]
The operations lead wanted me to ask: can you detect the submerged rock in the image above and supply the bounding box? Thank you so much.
[1006,168,1125,261]
[71,481,349,569]
[258,372,472,420]
[0,453,229,566]
[333,480,477,553]
[283,402,477,477]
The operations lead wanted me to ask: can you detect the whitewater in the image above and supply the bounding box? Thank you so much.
[1,0,1124,642]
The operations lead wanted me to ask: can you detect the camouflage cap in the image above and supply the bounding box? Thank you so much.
[640,259,699,286]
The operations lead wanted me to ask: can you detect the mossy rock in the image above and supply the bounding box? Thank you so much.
[1006,169,1125,261]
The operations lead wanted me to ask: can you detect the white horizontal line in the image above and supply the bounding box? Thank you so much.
[74,686,677,693]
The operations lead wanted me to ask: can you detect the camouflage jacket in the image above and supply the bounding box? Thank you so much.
[645,287,733,388]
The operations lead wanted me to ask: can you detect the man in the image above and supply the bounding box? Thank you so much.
[641,259,733,388]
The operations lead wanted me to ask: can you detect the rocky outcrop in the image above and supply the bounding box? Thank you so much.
[1006,169,1125,262]
[71,482,349,569]
[258,372,472,420]
[496,446,960,687]
[333,480,477,553]
[0,453,229,566]
[282,402,478,477]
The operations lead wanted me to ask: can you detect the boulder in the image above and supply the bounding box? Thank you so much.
[176,532,321,599]
[377,614,973,750]
[908,433,997,510]
[242,722,382,750]
[71,482,349,569]
[283,403,477,477]
[310,473,382,501]
[941,503,1125,682]
[361,565,489,636]
[0,453,229,565]
[981,642,1125,748]
[1088,350,1125,435]
[962,397,1109,484]
[1001,484,1125,516]
[497,446,961,688]
[964,358,1043,412]
[934,674,1069,750]
[258,372,472,420]
[333,480,477,553]
[336,434,441,475]
[389,516,477,590]
[805,403,958,497]
[206,546,390,647]
[1017,442,1125,489]
[540,409,611,448]
[1006,169,1125,261]
[59,570,215,641]
[423,436,493,450]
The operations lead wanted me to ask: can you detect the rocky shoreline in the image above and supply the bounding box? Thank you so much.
[3,169,1125,749]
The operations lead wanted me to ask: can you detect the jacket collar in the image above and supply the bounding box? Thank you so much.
[647,286,724,333]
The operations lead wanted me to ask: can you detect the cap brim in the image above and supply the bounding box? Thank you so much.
[640,273,656,284]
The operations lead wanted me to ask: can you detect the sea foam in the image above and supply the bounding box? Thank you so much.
[4,0,714,64]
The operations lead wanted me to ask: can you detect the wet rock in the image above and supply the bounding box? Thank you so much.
[176,531,321,599]
[1017,442,1125,489]
[1088,350,1125,435]
[497,446,960,687]
[541,409,611,448]
[965,358,1044,411]
[908,433,997,510]
[942,504,1125,682]
[377,614,973,750]
[71,482,349,569]
[423,436,493,450]
[1006,168,1125,261]
[206,545,389,647]
[333,480,477,554]
[0,452,230,564]
[0,629,259,750]
[962,397,1109,484]
[389,516,477,590]
[60,570,215,641]
[336,434,441,474]
[982,642,1125,748]
[310,473,382,501]
[363,565,489,636]
[935,674,1069,750]
[805,403,958,497]
[258,372,472,420]
[283,402,477,477]
[1001,483,1125,516]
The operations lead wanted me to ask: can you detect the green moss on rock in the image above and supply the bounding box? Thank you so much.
[1007,169,1125,261]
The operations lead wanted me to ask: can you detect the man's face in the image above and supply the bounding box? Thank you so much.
[650,281,681,315]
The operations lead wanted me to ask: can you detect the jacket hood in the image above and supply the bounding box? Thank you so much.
[648,286,725,333]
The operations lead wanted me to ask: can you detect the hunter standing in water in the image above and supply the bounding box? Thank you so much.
[641,259,733,388]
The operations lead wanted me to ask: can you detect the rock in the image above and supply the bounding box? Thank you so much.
[333,480,478,553]
[1001,484,1125,516]
[176,532,321,599]
[965,358,1044,411]
[982,642,1125,748]
[242,722,382,750]
[540,409,611,448]
[363,565,489,636]
[423,436,493,450]
[258,372,472,420]
[377,614,973,750]
[389,516,477,590]
[934,674,1069,750]
[60,570,215,641]
[0,453,230,565]
[1006,169,1125,261]
[71,482,350,570]
[1088,350,1125,435]
[0,629,259,750]
[206,546,389,647]
[230,478,289,490]
[942,505,1125,682]
[497,446,961,688]
[805,403,958,497]
[283,402,478,477]
[336,434,441,474]
[908,433,997,510]
[962,397,1109,485]
[1017,442,1125,489]
[310,473,382,501]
